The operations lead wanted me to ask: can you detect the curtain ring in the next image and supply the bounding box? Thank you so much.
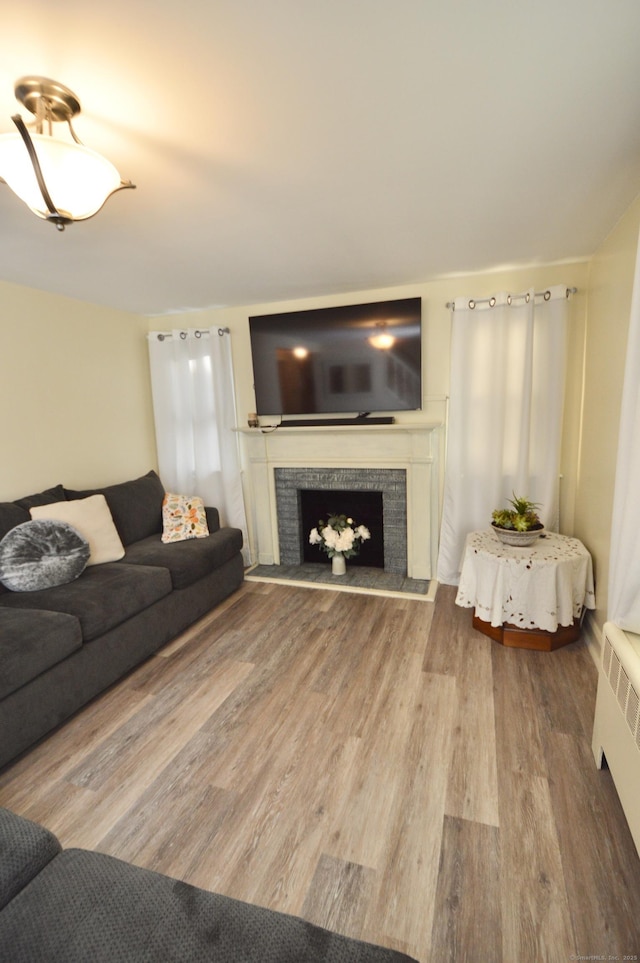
[507,295,512,305]
[525,292,531,303]
[157,333,166,342]
[489,297,496,307]
[180,331,187,340]
[195,330,202,338]
[468,299,476,310]
[544,290,551,301]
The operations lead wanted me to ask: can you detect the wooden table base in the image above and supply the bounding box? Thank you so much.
[472,614,581,651]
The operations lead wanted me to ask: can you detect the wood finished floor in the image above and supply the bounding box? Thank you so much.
[1,582,640,961]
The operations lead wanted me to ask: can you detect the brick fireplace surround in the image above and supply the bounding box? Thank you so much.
[275,466,407,574]
[239,423,442,582]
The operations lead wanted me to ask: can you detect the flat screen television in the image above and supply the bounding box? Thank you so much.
[248,297,422,418]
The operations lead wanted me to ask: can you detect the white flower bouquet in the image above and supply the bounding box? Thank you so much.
[309,513,371,559]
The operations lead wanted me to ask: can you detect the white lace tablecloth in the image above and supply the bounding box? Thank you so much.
[455,530,596,633]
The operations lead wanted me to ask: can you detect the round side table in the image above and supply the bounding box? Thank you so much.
[455,529,596,651]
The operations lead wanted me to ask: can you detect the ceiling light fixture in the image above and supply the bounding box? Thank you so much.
[0,76,135,231]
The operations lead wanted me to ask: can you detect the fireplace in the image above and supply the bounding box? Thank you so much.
[274,467,407,575]
[240,422,441,581]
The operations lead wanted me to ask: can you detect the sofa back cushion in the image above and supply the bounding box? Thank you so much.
[13,484,67,511]
[0,503,29,545]
[65,471,165,547]
[0,486,68,543]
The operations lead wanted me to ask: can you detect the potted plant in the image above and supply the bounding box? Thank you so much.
[309,513,371,575]
[491,494,544,546]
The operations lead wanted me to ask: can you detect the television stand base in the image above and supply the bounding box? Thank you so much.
[280,416,395,427]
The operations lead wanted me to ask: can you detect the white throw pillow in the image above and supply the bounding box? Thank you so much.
[31,495,125,566]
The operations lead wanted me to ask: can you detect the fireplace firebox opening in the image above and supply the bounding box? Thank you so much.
[300,489,384,568]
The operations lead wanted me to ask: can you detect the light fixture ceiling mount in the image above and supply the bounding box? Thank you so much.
[0,75,135,231]
[14,76,81,124]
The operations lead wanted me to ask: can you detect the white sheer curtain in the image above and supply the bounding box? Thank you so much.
[147,327,249,562]
[437,286,569,585]
[609,230,640,630]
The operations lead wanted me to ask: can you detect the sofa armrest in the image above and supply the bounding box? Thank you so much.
[0,808,61,911]
[205,506,220,533]
[0,846,418,962]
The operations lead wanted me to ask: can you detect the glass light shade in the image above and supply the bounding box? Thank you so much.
[368,332,396,350]
[0,131,122,221]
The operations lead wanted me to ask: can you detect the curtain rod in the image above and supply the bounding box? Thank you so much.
[445,287,577,310]
[151,327,230,342]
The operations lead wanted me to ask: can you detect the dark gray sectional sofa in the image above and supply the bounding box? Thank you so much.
[0,807,416,962]
[0,471,244,771]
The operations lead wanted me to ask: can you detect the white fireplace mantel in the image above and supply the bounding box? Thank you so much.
[238,423,443,581]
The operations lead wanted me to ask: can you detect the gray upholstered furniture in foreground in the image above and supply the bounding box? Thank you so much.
[0,807,416,963]
[0,471,244,770]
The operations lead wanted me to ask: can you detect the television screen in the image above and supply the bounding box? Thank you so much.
[249,297,422,417]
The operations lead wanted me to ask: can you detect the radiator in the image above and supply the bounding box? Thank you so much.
[592,621,640,856]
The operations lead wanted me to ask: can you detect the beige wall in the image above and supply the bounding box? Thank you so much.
[0,280,157,501]
[156,259,590,536]
[574,194,640,634]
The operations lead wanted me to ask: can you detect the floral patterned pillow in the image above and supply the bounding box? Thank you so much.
[161,492,210,544]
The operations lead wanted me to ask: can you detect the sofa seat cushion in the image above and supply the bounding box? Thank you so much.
[123,527,243,590]
[0,809,61,912]
[0,608,82,700]
[0,846,416,963]
[0,563,172,642]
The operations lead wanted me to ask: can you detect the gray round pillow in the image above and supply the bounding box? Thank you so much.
[0,519,90,592]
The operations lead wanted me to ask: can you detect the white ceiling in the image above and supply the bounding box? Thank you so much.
[1,1,640,316]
